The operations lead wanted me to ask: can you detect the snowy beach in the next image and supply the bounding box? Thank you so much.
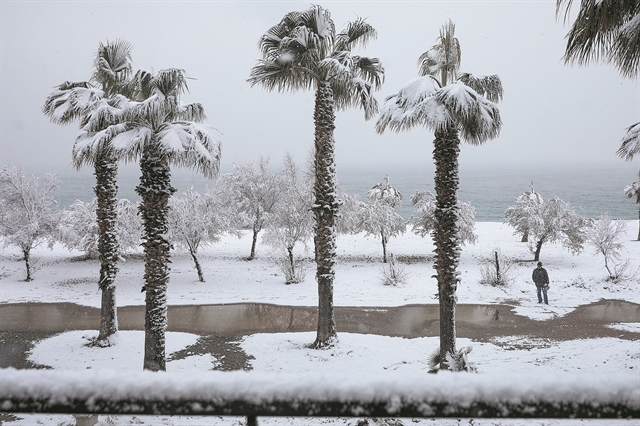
[1,222,638,425]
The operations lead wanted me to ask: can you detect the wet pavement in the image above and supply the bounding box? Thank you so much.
[1,300,638,370]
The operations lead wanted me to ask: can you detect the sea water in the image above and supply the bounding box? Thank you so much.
[48,161,638,222]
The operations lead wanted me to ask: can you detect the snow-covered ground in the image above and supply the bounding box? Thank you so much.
[1,222,639,425]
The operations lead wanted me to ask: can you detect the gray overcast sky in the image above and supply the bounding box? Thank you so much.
[1,0,639,176]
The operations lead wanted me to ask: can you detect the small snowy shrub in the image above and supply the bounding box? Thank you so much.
[586,214,635,283]
[428,346,477,373]
[380,253,408,286]
[479,249,515,287]
[277,256,309,284]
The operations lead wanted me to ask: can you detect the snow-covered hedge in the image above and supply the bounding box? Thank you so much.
[1,369,638,419]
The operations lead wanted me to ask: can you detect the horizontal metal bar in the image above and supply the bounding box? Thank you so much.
[1,369,638,419]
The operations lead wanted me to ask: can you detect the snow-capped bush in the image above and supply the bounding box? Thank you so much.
[478,248,516,287]
[380,253,408,286]
[428,346,477,373]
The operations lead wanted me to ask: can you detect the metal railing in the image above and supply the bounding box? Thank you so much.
[2,368,638,425]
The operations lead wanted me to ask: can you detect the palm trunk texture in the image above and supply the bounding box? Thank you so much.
[136,144,176,371]
[310,80,338,348]
[433,128,461,370]
[94,155,120,343]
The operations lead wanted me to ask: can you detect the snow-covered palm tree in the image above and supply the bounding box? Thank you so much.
[42,39,134,346]
[248,5,384,348]
[557,1,640,160]
[79,68,222,371]
[376,21,503,370]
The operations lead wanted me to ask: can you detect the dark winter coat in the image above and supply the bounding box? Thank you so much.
[532,267,549,287]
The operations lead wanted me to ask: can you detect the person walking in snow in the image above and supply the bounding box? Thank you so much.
[532,261,550,304]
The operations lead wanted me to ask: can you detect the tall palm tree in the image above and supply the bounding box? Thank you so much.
[79,68,222,370]
[248,5,384,348]
[376,21,503,370]
[42,40,134,346]
[557,1,640,160]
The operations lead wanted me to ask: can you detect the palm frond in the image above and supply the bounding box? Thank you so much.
[248,58,314,92]
[558,0,640,77]
[151,68,189,99]
[129,69,155,101]
[42,83,104,125]
[300,4,334,40]
[92,39,133,97]
[157,122,223,179]
[319,56,352,82]
[418,20,461,85]
[375,76,449,134]
[436,82,502,145]
[617,121,640,161]
[458,73,504,103]
[335,17,378,52]
[353,55,384,90]
[80,102,124,132]
[332,76,379,120]
[72,122,137,168]
[613,13,640,77]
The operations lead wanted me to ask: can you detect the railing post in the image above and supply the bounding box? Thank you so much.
[246,414,258,426]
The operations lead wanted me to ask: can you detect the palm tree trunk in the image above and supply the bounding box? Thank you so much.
[136,143,175,372]
[432,127,461,370]
[310,80,338,348]
[94,154,119,343]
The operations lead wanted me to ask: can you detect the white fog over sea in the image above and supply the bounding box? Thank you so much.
[35,161,639,222]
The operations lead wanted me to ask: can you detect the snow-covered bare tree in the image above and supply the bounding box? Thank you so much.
[249,4,384,348]
[169,187,237,282]
[409,190,477,246]
[43,39,134,345]
[504,182,544,243]
[376,20,502,370]
[217,157,282,261]
[357,175,406,263]
[506,194,589,262]
[623,172,640,240]
[587,213,629,281]
[263,154,314,284]
[77,67,222,371]
[58,198,141,258]
[0,165,61,281]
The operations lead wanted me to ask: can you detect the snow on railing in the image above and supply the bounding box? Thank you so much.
[1,369,638,421]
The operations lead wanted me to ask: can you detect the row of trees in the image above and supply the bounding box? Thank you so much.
[12,1,637,373]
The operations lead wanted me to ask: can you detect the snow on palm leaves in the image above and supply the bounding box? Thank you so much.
[376,20,502,371]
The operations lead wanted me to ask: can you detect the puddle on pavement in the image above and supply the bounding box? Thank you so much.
[1,300,638,340]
